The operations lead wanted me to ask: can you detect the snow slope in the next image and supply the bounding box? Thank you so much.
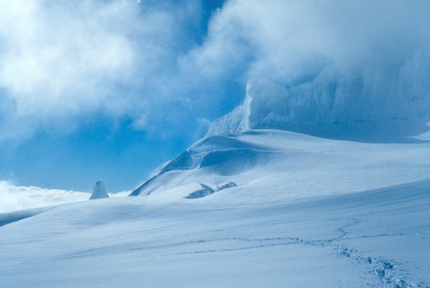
[130,129,430,202]
[2,70,430,287]
[1,129,430,287]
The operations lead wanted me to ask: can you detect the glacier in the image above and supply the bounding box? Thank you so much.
[207,69,430,142]
[1,127,429,287]
[1,73,430,286]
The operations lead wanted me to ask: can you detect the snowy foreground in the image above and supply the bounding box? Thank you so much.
[1,130,430,287]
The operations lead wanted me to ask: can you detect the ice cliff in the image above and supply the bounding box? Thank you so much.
[207,65,430,141]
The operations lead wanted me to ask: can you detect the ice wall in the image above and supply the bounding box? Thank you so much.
[207,55,430,141]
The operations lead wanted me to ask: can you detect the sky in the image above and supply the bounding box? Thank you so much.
[1,0,430,193]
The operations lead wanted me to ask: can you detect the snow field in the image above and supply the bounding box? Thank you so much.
[1,130,429,287]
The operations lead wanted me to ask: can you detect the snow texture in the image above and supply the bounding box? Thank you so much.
[1,129,430,287]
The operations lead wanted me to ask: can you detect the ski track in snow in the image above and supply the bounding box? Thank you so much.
[125,219,429,287]
[55,214,429,287]
[1,188,429,287]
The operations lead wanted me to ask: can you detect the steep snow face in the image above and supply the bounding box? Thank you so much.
[89,180,109,200]
[207,67,430,141]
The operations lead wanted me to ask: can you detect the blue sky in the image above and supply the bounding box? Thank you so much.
[1,0,430,192]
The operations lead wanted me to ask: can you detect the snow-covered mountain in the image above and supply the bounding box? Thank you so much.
[1,76,430,287]
[129,76,430,201]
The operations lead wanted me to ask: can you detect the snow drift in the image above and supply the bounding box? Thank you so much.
[129,135,269,196]
[2,101,430,287]
[129,128,430,204]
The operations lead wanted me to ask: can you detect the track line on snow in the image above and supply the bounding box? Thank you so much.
[330,218,429,288]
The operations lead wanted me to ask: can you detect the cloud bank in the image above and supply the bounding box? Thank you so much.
[1,0,430,140]
[0,180,89,213]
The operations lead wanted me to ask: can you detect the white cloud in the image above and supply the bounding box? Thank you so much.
[0,1,139,116]
[183,0,430,121]
[0,0,188,139]
[0,180,89,213]
[190,0,430,82]
[1,0,430,141]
